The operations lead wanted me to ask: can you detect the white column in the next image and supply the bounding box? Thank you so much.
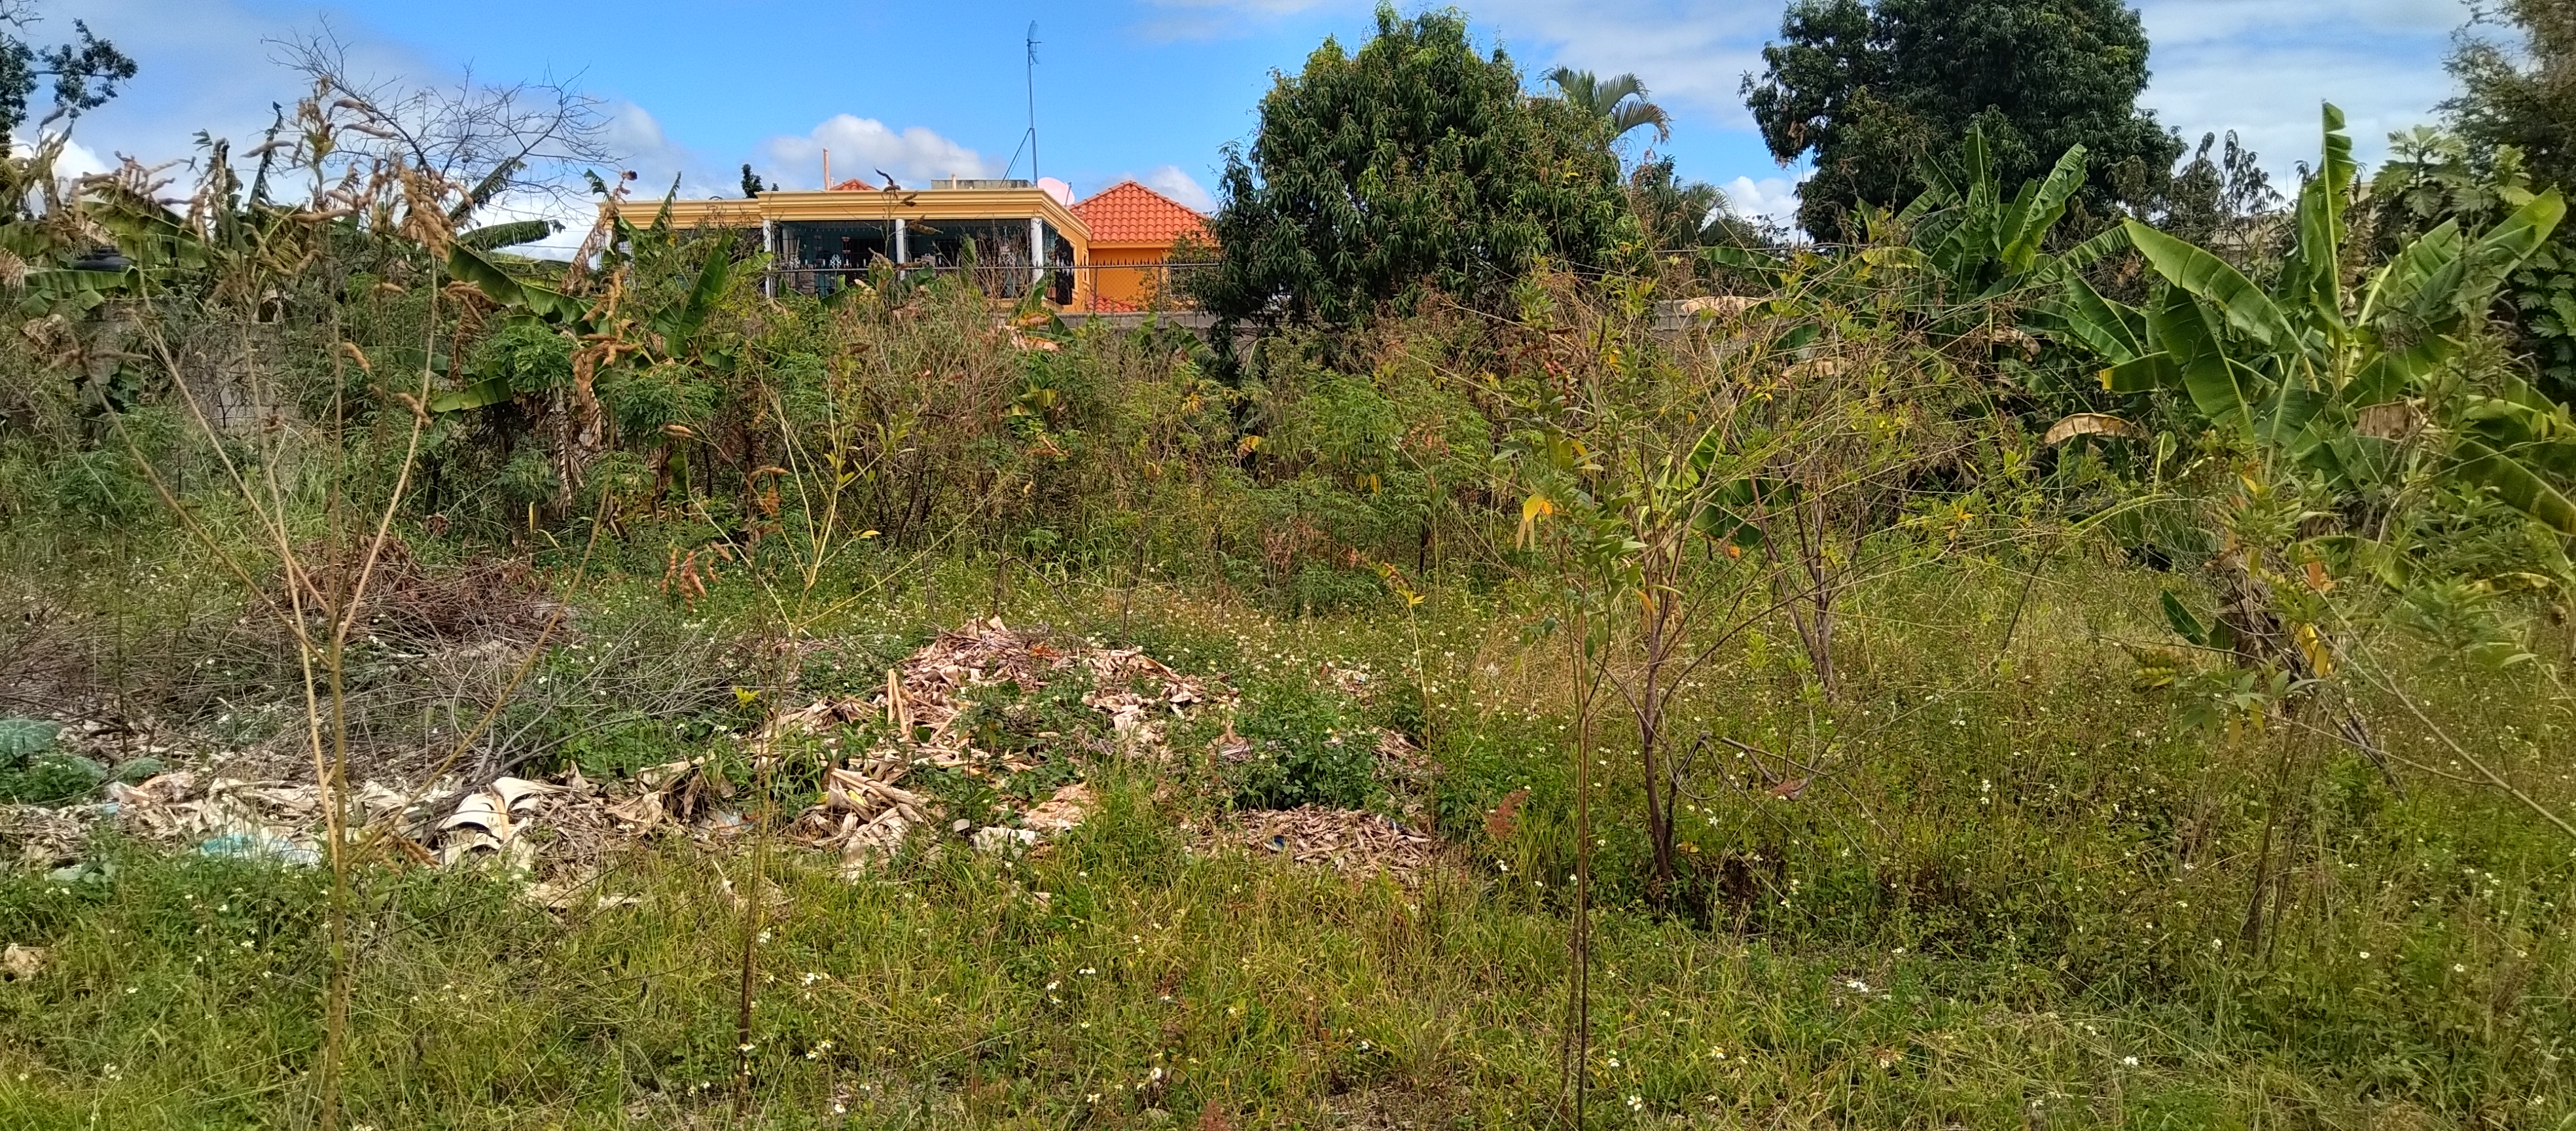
[893,219,908,264]
[760,220,776,298]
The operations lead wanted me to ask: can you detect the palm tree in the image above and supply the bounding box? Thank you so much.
[1546,67,1671,144]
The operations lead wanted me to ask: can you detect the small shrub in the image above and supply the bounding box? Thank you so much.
[0,751,107,806]
[0,719,62,759]
[1230,677,1375,810]
[952,671,1101,763]
[553,716,713,780]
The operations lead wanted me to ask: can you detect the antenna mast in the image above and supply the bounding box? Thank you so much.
[1024,22,1040,183]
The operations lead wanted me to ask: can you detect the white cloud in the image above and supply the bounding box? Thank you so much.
[759,115,988,190]
[50,0,431,166]
[600,101,743,200]
[1723,173,1803,226]
[2132,0,2461,172]
[1139,165,1218,211]
[56,138,112,180]
[2138,41,2454,172]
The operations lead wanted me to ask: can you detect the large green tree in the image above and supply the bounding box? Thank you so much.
[1742,0,2181,239]
[1192,5,1636,329]
[2448,0,2573,192]
[0,2,134,160]
[2434,0,2576,395]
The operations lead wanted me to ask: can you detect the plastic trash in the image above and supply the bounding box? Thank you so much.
[198,832,321,865]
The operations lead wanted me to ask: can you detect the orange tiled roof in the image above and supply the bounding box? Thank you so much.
[1071,181,1209,245]
[829,178,880,192]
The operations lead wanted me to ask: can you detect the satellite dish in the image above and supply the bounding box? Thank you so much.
[1037,177,1074,207]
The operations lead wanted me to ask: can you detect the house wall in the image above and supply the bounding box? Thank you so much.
[1086,245,1175,311]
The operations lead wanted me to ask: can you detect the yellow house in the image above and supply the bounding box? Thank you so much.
[1068,181,1211,312]
[608,178,1101,307]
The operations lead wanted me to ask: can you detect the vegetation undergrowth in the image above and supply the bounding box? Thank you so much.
[4,1,2576,1126]
[0,554,2569,1127]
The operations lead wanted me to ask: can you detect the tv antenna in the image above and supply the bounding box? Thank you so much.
[1006,22,1041,181]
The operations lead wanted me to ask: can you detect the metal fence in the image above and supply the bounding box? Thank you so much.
[761,260,1221,313]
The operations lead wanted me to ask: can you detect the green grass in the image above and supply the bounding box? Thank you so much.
[0,549,2570,1128]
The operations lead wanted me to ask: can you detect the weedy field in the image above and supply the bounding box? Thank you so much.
[0,541,2568,1128]
[5,5,2576,1127]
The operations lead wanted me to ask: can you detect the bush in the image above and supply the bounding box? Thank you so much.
[0,725,106,804]
[1229,677,1376,810]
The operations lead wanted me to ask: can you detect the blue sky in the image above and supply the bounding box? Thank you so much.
[38,0,2473,242]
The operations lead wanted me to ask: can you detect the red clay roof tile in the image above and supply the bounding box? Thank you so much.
[1071,181,1209,246]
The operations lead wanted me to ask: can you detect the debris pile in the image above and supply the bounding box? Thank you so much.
[0,619,1447,888]
[1209,806,1437,882]
[109,772,327,864]
[0,804,101,871]
[783,754,932,877]
[760,619,1219,873]
[866,618,1223,766]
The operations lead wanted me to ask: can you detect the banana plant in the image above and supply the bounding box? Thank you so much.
[2064,104,2569,530]
[1719,128,2124,298]
[1897,127,2128,302]
[436,220,740,412]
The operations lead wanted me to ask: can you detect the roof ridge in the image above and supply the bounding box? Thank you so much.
[1071,180,1211,245]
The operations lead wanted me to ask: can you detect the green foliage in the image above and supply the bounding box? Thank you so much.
[0,7,135,168]
[1192,5,1637,329]
[1744,0,2183,238]
[2374,127,2576,400]
[2150,129,2283,261]
[0,718,58,759]
[0,718,101,805]
[953,672,1102,768]
[555,716,714,781]
[1228,676,1377,810]
[2443,0,2575,196]
[0,751,104,805]
[1545,67,1670,144]
[1626,156,1757,253]
[2066,107,2571,544]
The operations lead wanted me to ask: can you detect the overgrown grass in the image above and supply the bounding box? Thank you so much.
[0,545,2569,1128]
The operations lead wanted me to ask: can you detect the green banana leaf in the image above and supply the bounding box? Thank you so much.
[2051,226,2135,276]
[2049,274,2148,363]
[2146,285,2255,427]
[2456,435,2576,534]
[2413,190,2566,325]
[649,242,739,356]
[2124,220,2295,350]
[456,219,560,251]
[17,268,131,317]
[2101,352,2180,393]
[2278,177,2347,340]
[2343,332,2458,407]
[448,243,590,327]
[428,376,514,413]
[1998,144,2086,272]
[2276,105,2356,336]
[448,243,528,307]
[1701,245,1787,274]
[2317,104,2354,247]
[2363,219,2464,326]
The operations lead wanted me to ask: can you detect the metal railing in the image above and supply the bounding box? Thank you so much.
[761,260,1221,312]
